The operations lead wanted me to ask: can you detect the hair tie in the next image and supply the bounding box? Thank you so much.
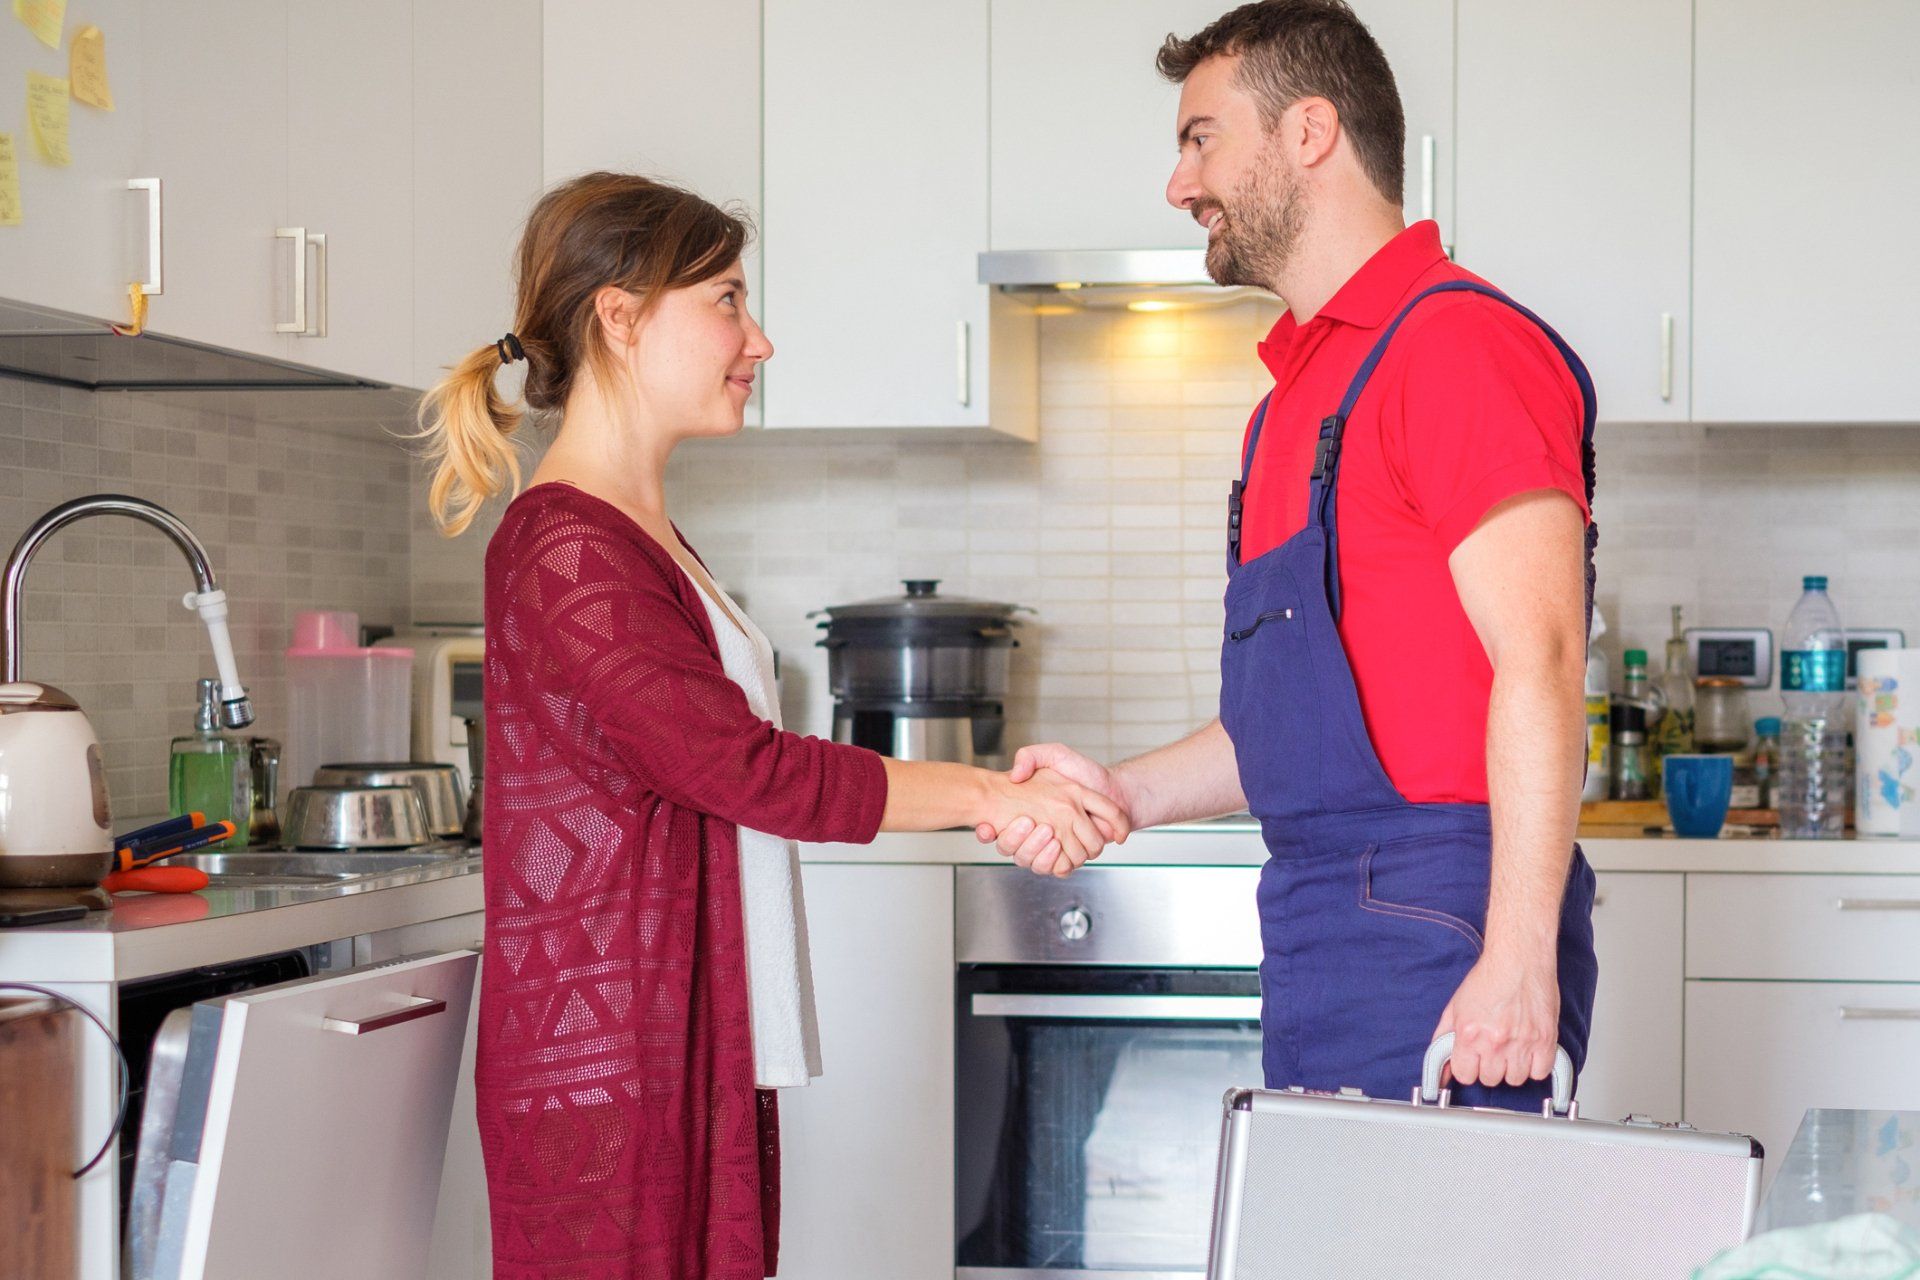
[496,332,526,364]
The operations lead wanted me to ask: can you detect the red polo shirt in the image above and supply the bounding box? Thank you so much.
[1238,220,1589,805]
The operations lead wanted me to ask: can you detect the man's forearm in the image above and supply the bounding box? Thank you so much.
[1110,718,1246,830]
[1483,649,1585,959]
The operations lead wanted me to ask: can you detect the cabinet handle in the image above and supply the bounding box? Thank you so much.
[303,231,328,337]
[1835,898,1920,911]
[274,226,308,334]
[1420,134,1436,224]
[1839,1006,1920,1021]
[1592,891,1607,907]
[322,994,447,1035]
[127,178,163,295]
[971,993,1262,1022]
[956,319,971,407]
[1659,312,1674,402]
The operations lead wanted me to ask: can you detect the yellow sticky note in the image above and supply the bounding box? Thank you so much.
[12,0,64,49]
[26,71,70,166]
[0,133,21,226]
[70,24,111,110]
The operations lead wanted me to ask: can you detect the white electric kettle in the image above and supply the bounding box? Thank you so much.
[0,496,254,889]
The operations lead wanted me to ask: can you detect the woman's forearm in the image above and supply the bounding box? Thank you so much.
[878,758,993,831]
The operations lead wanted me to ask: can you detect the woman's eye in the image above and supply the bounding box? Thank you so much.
[722,291,737,306]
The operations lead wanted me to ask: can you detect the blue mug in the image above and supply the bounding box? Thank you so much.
[1663,754,1735,838]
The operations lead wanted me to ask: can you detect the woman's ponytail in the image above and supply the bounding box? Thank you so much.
[416,342,524,536]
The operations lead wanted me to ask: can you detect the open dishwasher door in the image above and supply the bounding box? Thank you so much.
[127,950,478,1280]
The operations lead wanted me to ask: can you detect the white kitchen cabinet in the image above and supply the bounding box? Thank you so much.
[542,0,761,418]
[762,0,1035,435]
[1686,874,1920,983]
[0,0,148,324]
[988,0,1223,253]
[777,862,954,1280]
[284,0,416,388]
[1684,980,1920,1174]
[1455,0,1691,423]
[988,0,1450,253]
[1576,872,1684,1122]
[138,0,293,363]
[415,0,543,392]
[1692,0,1920,423]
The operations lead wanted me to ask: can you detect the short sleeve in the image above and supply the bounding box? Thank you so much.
[495,497,888,844]
[1387,301,1590,554]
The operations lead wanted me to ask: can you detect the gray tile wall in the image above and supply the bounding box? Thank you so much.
[0,378,414,818]
[412,300,1920,766]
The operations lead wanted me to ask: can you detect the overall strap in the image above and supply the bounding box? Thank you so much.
[1308,279,1599,619]
[1227,391,1275,568]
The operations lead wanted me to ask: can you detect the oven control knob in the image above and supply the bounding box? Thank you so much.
[1057,906,1092,942]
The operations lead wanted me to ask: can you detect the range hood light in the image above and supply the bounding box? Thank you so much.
[1127,299,1181,313]
[1054,282,1083,291]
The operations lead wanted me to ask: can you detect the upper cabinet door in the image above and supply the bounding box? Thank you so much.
[542,0,763,417]
[285,0,415,386]
[1693,0,1920,423]
[762,0,994,429]
[1354,0,1454,245]
[139,0,291,362]
[0,0,147,324]
[1455,0,1691,423]
[414,0,543,393]
[988,0,1223,252]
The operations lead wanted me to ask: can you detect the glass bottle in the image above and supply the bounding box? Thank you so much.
[169,677,252,848]
[1652,606,1696,794]
[1611,649,1658,801]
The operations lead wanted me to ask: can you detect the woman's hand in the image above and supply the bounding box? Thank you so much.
[977,766,1129,877]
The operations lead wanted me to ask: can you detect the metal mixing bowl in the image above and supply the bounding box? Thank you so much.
[311,763,466,838]
[282,785,432,849]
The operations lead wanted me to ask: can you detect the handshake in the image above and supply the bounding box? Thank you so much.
[972,744,1132,878]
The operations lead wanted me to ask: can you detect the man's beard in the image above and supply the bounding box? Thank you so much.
[1202,153,1305,290]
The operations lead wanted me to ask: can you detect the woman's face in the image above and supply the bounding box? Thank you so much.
[619,259,773,437]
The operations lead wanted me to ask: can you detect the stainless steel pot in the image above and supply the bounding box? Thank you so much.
[282,785,432,849]
[813,580,1022,703]
[311,762,466,838]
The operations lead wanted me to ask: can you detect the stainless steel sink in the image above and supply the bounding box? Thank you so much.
[160,846,475,886]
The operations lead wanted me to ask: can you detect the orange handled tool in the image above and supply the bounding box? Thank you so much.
[102,866,211,894]
[114,820,238,872]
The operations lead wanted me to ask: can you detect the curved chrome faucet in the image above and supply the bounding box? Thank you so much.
[2,494,255,727]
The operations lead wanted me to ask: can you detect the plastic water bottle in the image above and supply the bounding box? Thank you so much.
[1778,576,1849,838]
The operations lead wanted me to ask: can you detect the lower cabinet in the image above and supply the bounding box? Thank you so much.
[1576,872,1684,1122]
[1684,980,1920,1172]
[777,863,955,1280]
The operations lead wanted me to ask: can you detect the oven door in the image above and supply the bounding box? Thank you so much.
[956,964,1264,1279]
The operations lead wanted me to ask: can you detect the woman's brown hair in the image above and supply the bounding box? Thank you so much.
[416,172,751,535]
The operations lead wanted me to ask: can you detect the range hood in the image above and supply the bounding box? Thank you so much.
[976,249,1266,310]
[0,296,384,392]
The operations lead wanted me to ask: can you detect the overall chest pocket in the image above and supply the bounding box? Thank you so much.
[1228,607,1296,642]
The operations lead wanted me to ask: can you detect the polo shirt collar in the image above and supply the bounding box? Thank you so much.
[1254,220,1445,382]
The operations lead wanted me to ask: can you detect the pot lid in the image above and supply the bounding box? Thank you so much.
[814,579,1025,622]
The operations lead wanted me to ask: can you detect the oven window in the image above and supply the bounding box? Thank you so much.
[957,966,1263,1274]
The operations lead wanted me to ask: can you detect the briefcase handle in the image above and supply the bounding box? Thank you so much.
[1418,1032,1576,1118]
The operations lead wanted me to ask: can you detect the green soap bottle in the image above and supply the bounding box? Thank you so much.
[168,678,251,849]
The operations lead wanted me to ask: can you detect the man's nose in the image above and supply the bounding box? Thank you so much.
[1166,157,1201,211]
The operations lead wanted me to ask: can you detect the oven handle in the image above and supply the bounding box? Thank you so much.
[969,993,1262,1022]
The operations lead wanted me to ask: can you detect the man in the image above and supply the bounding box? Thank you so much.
[980,0,1599,1109]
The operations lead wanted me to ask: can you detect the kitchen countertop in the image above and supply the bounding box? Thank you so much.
[0,852,484,983]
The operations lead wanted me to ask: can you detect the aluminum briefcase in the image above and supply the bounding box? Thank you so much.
[1205,1034,1762,1279]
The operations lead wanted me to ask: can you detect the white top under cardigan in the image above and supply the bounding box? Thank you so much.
[688,578,824,1089]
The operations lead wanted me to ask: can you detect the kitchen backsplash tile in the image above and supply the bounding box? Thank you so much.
[0,376,413,816]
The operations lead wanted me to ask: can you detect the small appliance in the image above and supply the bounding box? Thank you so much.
[379,625,485,789]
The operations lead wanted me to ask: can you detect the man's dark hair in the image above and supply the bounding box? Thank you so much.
[1157,0,1406,207]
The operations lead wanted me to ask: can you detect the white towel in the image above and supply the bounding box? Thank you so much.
[690,581,823,1088]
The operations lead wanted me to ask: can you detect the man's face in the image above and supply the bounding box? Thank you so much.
[1166,54,1304,290]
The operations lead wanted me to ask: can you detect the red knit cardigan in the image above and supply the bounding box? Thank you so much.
[476,483,888,1279]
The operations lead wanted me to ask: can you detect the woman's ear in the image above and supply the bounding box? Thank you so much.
[592,285,644,350]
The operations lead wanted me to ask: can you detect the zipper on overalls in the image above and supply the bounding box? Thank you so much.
[1229,608,1295,641]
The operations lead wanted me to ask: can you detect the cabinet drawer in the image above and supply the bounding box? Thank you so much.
[1686,875,1920,980]
[1684,980,1920,1171]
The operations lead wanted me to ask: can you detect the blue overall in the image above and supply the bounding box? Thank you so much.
[1221,281,1601,1110]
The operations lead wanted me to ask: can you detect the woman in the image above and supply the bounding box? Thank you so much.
[416,172,1124,1280]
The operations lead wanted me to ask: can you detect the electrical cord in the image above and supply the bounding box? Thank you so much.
[0,981,130,1178]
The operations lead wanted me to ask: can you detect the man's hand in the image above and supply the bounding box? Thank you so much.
[1432,946,1560,1091]
[973,743,1132,870]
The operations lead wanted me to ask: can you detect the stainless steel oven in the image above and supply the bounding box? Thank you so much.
[955,864,1264,1279]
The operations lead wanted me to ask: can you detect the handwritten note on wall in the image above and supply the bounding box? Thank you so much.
[70,23,111,110]
[11,0,63,49]
[25,71,70,166]
[0,133,21,225]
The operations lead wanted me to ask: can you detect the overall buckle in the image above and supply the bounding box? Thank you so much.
[1310,415,1345,481]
